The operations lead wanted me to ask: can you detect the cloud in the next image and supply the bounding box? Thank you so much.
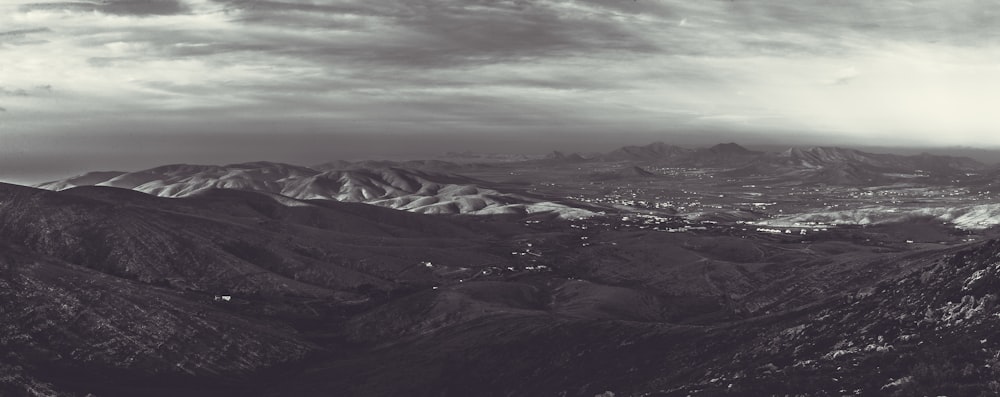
[203,0,665,68]
[20,0,189,16]
[0,26,51,45]
[0,27,51,37]
[3,0,1000,183]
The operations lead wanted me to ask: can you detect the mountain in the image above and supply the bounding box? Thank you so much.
[85,162,320,192]
[707,142,755,156]
[539,142,982,183]
[0,182,528,396]
[267,231,1000,397]
[667,238,1000,396]
[0,241,315,397]
[6,176,1000,396]
[543,151,588,163]
[727,146,985,185]
[595,142,763,167]
[17,146,1000,396]
[601,141,690,162]
[35,163,594,218]
[282,168,593,217]
[0,183,511,296]
[776,147,981,174]
[687,142,764,167]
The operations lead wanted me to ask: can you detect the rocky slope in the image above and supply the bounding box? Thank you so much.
[663,239,1000,396]
[0,241,314,397]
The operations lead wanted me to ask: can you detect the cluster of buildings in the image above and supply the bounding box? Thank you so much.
[743,220,832,236]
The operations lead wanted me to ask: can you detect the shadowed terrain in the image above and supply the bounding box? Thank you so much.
[8,142,1000,396]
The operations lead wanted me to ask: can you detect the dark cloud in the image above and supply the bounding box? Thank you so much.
[20,0,188,16]
[204,0,662,67]
[118,0,996,78]
[719,0,1000,48]
[0,27,50,37]
[216,0,385,16]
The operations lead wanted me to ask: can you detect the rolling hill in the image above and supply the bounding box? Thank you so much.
[0,182,533,395]
[36,162,595,218]
[0,183,516,296]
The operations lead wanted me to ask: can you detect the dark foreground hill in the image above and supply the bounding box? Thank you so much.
[2,183,1000,396]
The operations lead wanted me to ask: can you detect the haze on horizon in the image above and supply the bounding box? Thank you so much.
[2,0,1000,183]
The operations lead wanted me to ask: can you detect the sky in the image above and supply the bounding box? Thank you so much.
[2,0,1000,183]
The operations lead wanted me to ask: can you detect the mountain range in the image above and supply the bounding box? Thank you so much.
[38,143,990,203]
[36,162,593,218]
[544,142,763,167]
[543,142,985,185]
[726,146,985,185]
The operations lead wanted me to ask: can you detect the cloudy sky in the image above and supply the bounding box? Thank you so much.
[2,0,999,182]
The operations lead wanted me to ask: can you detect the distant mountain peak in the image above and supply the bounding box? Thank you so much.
[603,141,687,161]
[708,142,752,154]
[545,150,568,160]
[544,150,586,162]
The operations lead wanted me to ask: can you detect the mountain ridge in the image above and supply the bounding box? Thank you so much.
[36,164,594,218]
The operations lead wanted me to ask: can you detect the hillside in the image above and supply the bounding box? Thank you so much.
[0,183,512,295]
[4,177,1000,395]
[663,238,1000,396]
[13,144,1000,396]
[0,241,314,397]
[35,163,594,218]
[0,183,531,395]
